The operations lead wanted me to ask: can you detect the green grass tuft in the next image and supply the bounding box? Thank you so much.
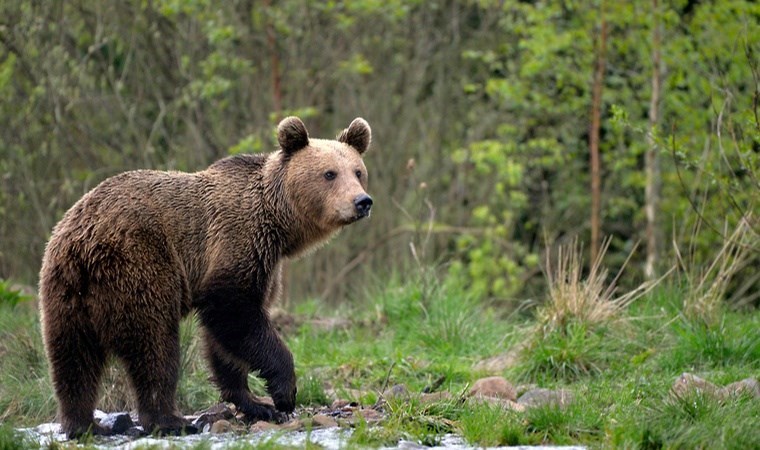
[517,321,611,382]
[628,390,760,449]
[0,280,32,309]
[665,314,760,370]
[296,374,330,407]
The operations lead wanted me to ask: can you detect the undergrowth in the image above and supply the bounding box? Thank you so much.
[0,252,758,449]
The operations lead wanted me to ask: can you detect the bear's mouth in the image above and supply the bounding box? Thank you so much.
[342,211,370,225]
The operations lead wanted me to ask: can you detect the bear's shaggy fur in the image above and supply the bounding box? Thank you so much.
[39,117,372,438]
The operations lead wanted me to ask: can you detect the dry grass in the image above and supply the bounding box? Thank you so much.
[537,237,664,331]
[676,216,755,325]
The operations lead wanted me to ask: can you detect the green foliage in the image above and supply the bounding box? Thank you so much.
[0,302,56,426]
[629,391,760,450]
[296,374,330,407]
[458,404,531,447]
[449,136,541,300]
[373,273,512,359]
[1,0,758,307]
[0,423,34,450]
[0,272,758,449]
[176,316,218,412]
[518,321,609,383]
[348,417,402,448]
[665,314,760,371]
[0,281,31,308]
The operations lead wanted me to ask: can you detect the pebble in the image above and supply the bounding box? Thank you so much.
[97,412,134,434]
[469,376,517,401]
[209,419,232,434]
[311,414,339,428]
[250,421,280,433]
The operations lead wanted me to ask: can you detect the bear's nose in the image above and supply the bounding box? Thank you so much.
[354,194,373,217]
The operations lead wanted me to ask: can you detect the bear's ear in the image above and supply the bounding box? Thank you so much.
[278,116,310,155]
[338,118,371,154]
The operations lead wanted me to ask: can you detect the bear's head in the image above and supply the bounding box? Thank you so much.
[277,116,373,236]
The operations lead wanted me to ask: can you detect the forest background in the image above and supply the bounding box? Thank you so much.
[0,0,757,307]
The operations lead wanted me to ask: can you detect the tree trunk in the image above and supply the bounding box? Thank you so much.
[263,0,282,118]
[589,1,607,262]
[645,0,663,279]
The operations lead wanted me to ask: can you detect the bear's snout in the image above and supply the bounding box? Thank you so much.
[354,194,373,218]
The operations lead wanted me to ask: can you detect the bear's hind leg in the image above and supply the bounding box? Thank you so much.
[117,328,196,435]
[43,310,109,439]
[112,307,195,436]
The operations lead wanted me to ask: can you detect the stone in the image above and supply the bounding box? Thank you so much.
[192,403,235,429]
[97,412,134,434]
[516,384,538,397]
[250,421,280,433]
[311,414,339,428]
[720,378,760,399]
[356,408,382,421]
[210,419,232,434]
[671,373,720,398]
[331,399,352,409]
[469,376,517,401]
[517,388,574,409]
[383,384,410,399]
[279,419,304,431]
[419,391,453,404]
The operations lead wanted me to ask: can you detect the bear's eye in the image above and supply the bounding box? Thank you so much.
[355,170,362,179]
[324,171,337,181]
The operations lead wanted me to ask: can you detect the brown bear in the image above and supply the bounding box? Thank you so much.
[38,117,373,438]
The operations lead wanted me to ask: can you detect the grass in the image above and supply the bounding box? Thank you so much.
[1,248,758,449]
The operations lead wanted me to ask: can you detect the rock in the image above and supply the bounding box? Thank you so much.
[383,384,410,400]
[311,414,338,428]
[250,421,280,433]
[517,388,574,409]
[356,408,382,421]
[279,419,304,431]
[671,373,721,398]
[194,402,234,416]
[345,407,383,425]
[516,384,538,397]
[720,378,760,399]
[192,403,235,429]
[210,419,232,434]
[419,391,452,404]
[97,412,134,434]
[125,426,149,438]
[331,399,352,409]
[469,376,517,401]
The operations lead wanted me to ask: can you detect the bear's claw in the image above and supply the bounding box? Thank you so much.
[238,401,285,423]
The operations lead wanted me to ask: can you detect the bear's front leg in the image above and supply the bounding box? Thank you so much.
[198,298,296,421]
[205,337,291,423]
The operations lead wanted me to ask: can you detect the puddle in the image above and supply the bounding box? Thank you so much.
[19,422,586,449]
